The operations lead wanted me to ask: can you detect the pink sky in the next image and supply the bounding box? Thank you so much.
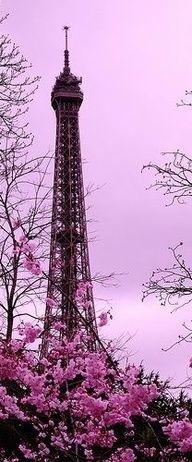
[2,0,192,386]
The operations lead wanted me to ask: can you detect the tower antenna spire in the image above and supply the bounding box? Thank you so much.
[63,25,70,70]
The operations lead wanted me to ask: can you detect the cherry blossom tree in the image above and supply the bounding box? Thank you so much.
[0,318,191,462]
[0,233,188,461]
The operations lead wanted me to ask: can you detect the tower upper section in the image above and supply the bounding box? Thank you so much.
[51,26,83,110]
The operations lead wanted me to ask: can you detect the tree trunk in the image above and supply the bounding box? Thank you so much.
[6,305,13,341]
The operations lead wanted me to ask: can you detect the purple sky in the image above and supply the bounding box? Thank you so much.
[2,0,192,386]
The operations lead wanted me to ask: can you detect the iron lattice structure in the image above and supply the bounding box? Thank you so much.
[42,28,98,352]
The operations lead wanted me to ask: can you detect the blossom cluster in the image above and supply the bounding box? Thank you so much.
[164,418,192,453]
[11,228,42,276]
[0,322,165,462]
[6,227,192,461]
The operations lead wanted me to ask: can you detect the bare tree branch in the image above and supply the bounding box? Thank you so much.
[142,243,192,311]
[142,151,192,206]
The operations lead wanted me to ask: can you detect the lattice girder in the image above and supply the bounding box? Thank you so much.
[42,93,98,352]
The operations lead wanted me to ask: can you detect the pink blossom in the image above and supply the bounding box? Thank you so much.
[75,281,92,304]
[46,297,58,309]
[83,300,92,310]
[19,445,36,460]
[10,340,24,352]
[98,311,108,327]
[164,418,192,453]
[18,323,41,344]
[12,218,22,230]
[22,241,37,253]
[143,446,156,457]
[108,448,135,462]
[23,256,42,275]
[19,234,28,244]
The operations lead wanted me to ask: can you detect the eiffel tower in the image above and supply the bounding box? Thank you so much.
[41,27,98,354]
